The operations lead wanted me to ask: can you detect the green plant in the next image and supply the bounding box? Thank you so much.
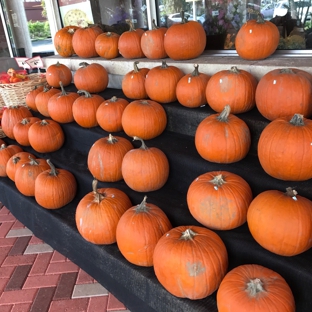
[28,20,51,39]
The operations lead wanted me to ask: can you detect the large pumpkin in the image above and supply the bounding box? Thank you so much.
[75,179,132,245]
[72,25,103,58]
[145,61,184,103]
[206,66,258,114]
[164,12,206,60]
[13,117,41,146]
[187,171,253,230]
[176,64,210,108]
[258,113,312,181]
[121,137,169,192]
[87,134,133,182]
[116,196,172,267]
[73,62,109,93]
[46,62,72,88]
[235,14,280,60]
[54,25,79,57]
[247,187,312,256]
[195,105,251,163]
[255,68,312,121]
[35,159,77,209]
[153,225,228,299]
[217,264,295,312]
[121,99,167,140]
[95,31,120,59]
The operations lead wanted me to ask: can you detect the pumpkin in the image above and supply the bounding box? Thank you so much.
[35,85,60,117]
[247,187,312,256]
[75,179,132,245]
[195,105,251,163]
[206,66,258,114]
[6,152,35,181]
[25,85,44,112]
[140,19,168,59]
[187,171,253,230]
[176,64,210,108]
[96,96,129,132]
[15,157,50,196]
[121,99,167,140]
[255,68,312,121]
[13,117,41,146]
[73,62,108,94]
[87,134,133,182]
[47,82,79,123]
[153,225,228,299]
[235,14,280,60]
[116,196,172,267]
[164,11,206,60]
[217,264,295,312]
[1,105,33,139]
[71,25,103,58]
[54,25,79,57]
[121,61,149,100]
[121,136,169,192]
[95,32,120,59]
[46,62,72,88]
[0,144,23,177]
[118,19,145,59]
[258,113,312,181]
[28,119,65,153]
[34,159,77,209]
[145,61,184,103]
[73,90,104,128]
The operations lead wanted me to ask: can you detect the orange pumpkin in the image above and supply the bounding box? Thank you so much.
[75,179,132,245]
[6,152,35,181]
[206,66,258,114]
[217,264,295,312]
[0,144,23,177]
[96,96,129,132]
[176,64,210,108]
[121,99,167,140]
[153,225,228,299]
[247,187,312,256]
[116,196,172,267]
[54,25,79,57]
[35,85,60,117]
[87,134,133,182]
[46,62,72,88]
[25,85,44,112]
[258,113,312,181]
[13,117,41,146]
[121,61,149,100]
[235,14,280,60]
[187,171,253,230]
[195,105,251,163]
[95,32,120,59]
[121,137,169,192]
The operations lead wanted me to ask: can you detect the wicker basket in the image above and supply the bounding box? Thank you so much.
[0,73,46,108]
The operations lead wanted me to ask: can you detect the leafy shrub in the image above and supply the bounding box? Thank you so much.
[28,20,51,39]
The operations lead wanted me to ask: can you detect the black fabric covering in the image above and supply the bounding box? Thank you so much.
[0,87,312,312]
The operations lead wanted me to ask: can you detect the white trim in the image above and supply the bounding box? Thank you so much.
[146,0,157,30]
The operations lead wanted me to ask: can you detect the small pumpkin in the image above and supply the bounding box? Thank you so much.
[75,179,132,245]
[235,14,280,60]
[0,144,23,177]
[121,136,169,192]
[121,61,149,100]
[187,171,253,230]
[13,117,41,146]
[217,264,295,312]
[54,25,79,57]
[176,64,210,108]
[6,152,35,181]
[96,96,129,132]
[121,99,167,140]
[195,105,251,163]
[87,134,133,182]
[153,225,228,299]
[247,187,312,256]
[73,90,105,128]
[95,31,120,59]
[73,62,109,94]
[25,85,44,112]
[35,159,77,209]
[206,66,258,114]
[46,62,72,88]
[116,196,172,267]
[35,85,60,117]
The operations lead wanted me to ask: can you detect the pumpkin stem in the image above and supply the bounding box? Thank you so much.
[133,136,148,150]
[109,96,118,102]
[280,68,294,74]
[46,159,59,176]
[107,133,118,144]
[230,66,240,74]
[40,120,49,126]
[256,14,265,24]
[92,179,105,203]
[217,105,231,122]
[125,19,135,31]
[180,228,197,240]
[20,118,30,125]
[77,90,92,98]
[285,187,298,201]
[12,156,21,164]
[78,62,89,68]
[160,61,169,69]
[133,61,140,73]
[28,156,40,165]
[191,64,200,77]
[246,278,265,296]
[210,174,225,190]
[180,10,188,24]
[152,19,159,30]
[59,81,68,96]
[43,84,50,92]
[0,144,7,150]
[289,114,304,126]
[135,196,149,213]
